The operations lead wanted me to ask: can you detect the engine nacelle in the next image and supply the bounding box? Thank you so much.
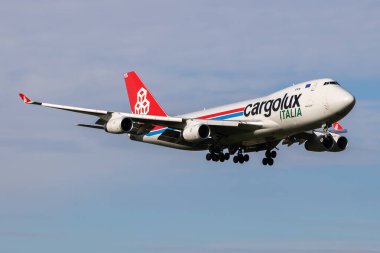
[182,123,210,142]
[104,117,134,134]
[305,133,334,152]
[330,133,348,152]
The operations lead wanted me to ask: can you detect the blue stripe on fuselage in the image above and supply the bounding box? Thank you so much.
[211,111,243,120]
[145,111,244,137]
[145,128,167,136]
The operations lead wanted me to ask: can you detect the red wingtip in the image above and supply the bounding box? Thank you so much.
[19,93,32,104]
[332,122,344,131]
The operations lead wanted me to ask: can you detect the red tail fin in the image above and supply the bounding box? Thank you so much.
[124,71,167,116]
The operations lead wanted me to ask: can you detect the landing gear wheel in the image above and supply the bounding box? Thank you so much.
[262,158,268,165]
[265,150,271,158]
[244,154,249,162]
[206,153,212,161]
[270,151,277,158]
[268,158,274,166]
[224,153,230,160]
[212,154,219,162]
[233,156,239,163]
[238,155,244,164]
[220,157,225,162]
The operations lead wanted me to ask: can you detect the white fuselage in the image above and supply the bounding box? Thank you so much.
[132,78,355,150]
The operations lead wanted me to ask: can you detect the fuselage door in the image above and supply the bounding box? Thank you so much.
[305,82,317,107]
[311,82,318,91]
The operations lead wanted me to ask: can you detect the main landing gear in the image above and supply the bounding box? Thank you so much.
[206,145,278,166]
[262,149,276,166]
[206,146,249,164]
[206,146,230,163]
[232,148,249,164]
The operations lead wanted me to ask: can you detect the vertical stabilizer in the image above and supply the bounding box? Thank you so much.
[124,71,167,116]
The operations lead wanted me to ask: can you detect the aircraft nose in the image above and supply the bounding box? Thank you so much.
[328,88,355,116]
[342,90,356,110]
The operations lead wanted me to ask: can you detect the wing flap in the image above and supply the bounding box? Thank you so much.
[157,129,182,143]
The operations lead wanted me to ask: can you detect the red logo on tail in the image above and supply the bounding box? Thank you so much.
[135,88,150,114]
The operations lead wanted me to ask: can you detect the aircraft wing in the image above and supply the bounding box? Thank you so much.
[282,122,347,146]
[283,131,313,145]
[19,93,111,116]
[121,114,263,131]
[19,93,264,134]
[19,93,183,127]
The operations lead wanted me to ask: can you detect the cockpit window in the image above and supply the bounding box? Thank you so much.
[323,81,340,86]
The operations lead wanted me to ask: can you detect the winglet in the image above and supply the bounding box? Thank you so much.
[18,93,41,105]
[332,122,343,131]
[19,93,32,104]
[331,122,347,133]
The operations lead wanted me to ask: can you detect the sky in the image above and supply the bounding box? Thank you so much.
[1,0,380,252]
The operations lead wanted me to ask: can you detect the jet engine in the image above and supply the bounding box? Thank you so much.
[182,123,211,142]
[330,133,348,152]
[104,117,134,134]
[305,132,334,152]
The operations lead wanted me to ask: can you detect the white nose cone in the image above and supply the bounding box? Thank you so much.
[341,89,356,113]
[328,88,355,116]
[343,90,356,109]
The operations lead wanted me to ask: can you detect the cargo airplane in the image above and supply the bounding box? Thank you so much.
[19,71,355,165]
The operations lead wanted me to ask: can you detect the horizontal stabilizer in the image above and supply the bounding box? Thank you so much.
[76,124,104,129]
